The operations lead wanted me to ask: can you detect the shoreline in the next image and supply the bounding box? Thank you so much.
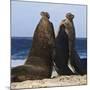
[11,58,87,67]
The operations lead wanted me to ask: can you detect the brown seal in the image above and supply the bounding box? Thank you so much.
[11,11,55,82]
[54,19,74,75]
[59,13,83,75]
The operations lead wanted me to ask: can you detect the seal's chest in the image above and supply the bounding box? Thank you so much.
[37,29,51,42]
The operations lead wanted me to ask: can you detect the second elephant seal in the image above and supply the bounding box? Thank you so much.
[59,13,83,75]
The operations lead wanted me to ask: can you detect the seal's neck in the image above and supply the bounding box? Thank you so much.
[42,16,49,20]
[69,19,73,22]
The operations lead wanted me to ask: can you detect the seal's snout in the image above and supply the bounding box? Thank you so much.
[40,11,50,19]
[66,12,74,20]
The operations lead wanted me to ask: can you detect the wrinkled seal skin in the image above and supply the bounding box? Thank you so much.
[54,24,74,75]
[11,12,55,82]
[59,13,86,75]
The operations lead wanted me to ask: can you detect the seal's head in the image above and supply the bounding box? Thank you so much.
[40,11,50,19]
[66,13,74,21]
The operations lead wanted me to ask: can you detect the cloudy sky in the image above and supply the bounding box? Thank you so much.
[11,1,87,38]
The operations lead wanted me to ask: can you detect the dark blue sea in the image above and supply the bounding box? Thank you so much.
[11,37,87,60]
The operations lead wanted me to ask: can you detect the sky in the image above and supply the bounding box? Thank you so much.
[11,1,87,38]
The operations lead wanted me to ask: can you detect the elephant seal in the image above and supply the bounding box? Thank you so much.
[54,22,74,75]
[59,13,83,75]
[11,11,55,82]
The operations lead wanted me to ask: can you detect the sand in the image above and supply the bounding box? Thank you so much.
[11,60,87,89]
[11,74,87,89]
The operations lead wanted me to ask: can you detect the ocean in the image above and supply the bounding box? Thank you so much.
[11,37,87,67]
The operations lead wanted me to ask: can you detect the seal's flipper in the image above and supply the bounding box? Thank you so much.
[70,50,83,75]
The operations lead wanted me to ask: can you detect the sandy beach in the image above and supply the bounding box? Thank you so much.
[11,60,87,89]
[11,74,87,89]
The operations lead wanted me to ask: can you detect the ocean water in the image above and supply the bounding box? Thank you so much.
[11,37,87,67]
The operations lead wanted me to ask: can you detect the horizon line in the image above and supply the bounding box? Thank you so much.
[11,36,87,38]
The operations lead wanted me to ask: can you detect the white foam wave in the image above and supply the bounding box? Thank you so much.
[11,59,26,68]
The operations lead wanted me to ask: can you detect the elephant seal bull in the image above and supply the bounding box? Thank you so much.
[55,13,83,75]
[11,11,55,82]
[54,21,74,75]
